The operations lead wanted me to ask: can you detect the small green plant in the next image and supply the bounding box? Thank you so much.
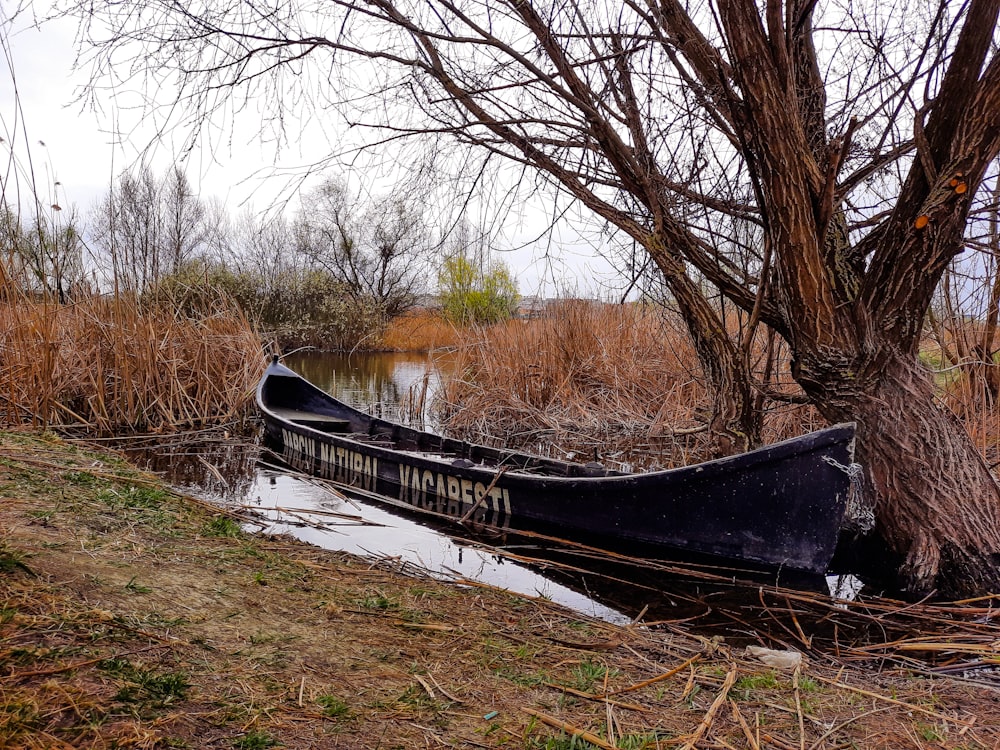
[0,542,32,575]
[204,516,243,538]
[124,576,152,594]
[733,671,780,699]
[396,684,446,712]
[914,723,945,742]
[99,658,189,705]
[317,694,351,720]
[567,660,617,693]
[797,675,819,692]
[358,592,398,610]
[100,484,169,511]
[684,683,702,707]
[498,667,547,688]
[0,698,40,740]
[26,509,55,523]
[233,730,278,749]
[63,470,98,487]
[252,571,268,586]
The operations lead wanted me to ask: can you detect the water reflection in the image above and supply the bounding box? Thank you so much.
[248,468,629,624]
[119,351,629,622]
[287,351,450,429]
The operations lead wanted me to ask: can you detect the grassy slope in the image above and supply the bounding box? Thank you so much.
[1,431,997,749]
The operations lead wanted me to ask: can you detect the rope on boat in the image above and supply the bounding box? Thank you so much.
[823,456,874,532]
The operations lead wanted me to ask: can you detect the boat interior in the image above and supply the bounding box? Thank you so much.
[264,375,620,478]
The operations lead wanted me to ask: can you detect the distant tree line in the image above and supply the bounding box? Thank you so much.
[2,165,519,349]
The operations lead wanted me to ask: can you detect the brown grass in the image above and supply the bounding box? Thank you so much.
[0,293,262,434]
[3,431,999,749]
[918,328,1000,467]
[380,309,462,351]
[435,301,821,468]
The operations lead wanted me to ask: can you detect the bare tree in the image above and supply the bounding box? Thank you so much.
[0,202,87,302]
[161,166,207,276]
[295,178,432,317]
[69,0,1000,596]
[90,165,208,292]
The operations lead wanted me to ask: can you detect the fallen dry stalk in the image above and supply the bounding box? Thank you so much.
[729,700,761,750]
[680,665,737,750]
[811,674,976,728]
[521,708,619,750]
[604,654,702,697]
[542,682,649,712]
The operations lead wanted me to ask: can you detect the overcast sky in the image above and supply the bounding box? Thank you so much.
[1,6,623,295]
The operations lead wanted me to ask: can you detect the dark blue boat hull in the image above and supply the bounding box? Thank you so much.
[256,358,856,574]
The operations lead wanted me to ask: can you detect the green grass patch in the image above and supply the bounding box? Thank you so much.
[64,470,102,488]
[358,592,399,610]
[233,730,279,749]
[98,484,170,511]
[98,658,189,706]
[0,542,32,575]
[204,516,243,538]
[317,694,352,720]
[124,576,152,594]
[566,659,618,693]
[733,671,780,699]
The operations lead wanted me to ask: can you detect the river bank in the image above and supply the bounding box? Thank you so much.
[2,430,998,749]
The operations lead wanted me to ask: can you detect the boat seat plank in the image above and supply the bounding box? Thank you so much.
[271,408,351,432]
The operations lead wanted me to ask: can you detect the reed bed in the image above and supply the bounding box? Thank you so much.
[919,330,1000,468]
[435,300,1000,468]
[380,309,462,351]
[0,294,262,434]
[435,300,820,468]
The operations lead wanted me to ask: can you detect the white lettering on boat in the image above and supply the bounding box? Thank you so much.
[279,428,513,521]
[281,428,377,492]
[397,465,511,516]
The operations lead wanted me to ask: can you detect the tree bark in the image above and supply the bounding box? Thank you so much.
[795,345,1000,597]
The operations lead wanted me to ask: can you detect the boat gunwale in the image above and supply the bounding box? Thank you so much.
[256,359,856,487]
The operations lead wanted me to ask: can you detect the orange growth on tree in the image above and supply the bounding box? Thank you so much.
[915,215,930,229]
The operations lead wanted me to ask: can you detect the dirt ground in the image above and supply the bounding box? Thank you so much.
[2,430,1000,749]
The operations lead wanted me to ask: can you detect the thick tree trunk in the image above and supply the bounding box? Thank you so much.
[796,347,1000,598]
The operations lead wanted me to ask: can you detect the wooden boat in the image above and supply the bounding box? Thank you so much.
[257,356,857,575]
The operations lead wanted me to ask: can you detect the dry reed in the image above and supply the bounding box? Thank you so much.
[920,328,1000,468]
[379,309,461,351]
[437,300,1000,470]
[0,291,262,434]
[435,300,820,468]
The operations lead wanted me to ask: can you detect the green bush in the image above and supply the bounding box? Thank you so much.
[151,260,387,351]
[438,255,518,325]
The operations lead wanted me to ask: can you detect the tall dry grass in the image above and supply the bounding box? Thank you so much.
[920,329,1000,468]
[434,300,822,468]
[380,310,462,351]
[0,291,262,435]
